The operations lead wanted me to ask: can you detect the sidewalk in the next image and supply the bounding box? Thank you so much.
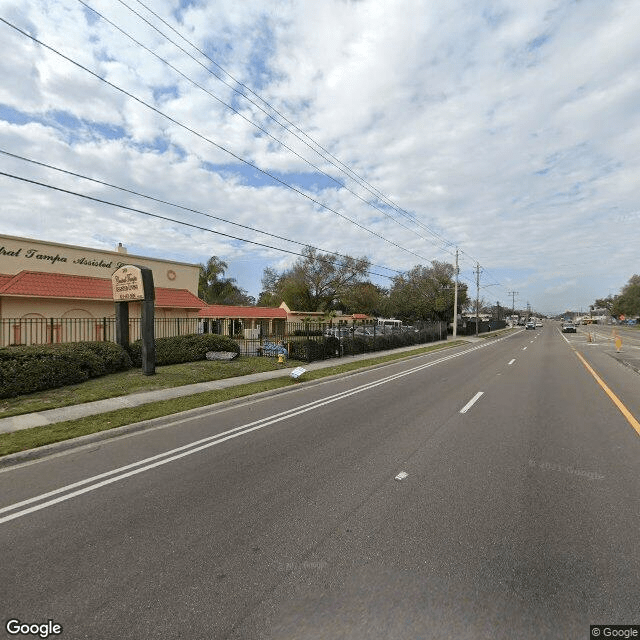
[1,338,475,434]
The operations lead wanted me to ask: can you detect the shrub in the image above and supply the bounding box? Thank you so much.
[287,338,339,362]
[0,342,132,398]
[126,333,240,367]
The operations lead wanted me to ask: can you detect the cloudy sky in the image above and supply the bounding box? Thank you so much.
[1,0,638,314]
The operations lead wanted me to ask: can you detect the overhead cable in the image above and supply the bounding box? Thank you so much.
[0,16,434,266]
[79,0,453,258]
[0,171,397,281]
[0,149,401,276]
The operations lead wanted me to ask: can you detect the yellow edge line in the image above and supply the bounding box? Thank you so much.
[573,349,640,436]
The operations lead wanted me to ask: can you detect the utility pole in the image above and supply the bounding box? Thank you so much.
[508,291,518,314]
[453,248,459,338]
[475,262,480,336]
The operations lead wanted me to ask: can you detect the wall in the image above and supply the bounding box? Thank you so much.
[0,234,200,294]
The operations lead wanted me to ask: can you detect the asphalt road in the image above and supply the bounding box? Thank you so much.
[1,325,639,639]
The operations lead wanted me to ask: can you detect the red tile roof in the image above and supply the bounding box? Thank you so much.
[0,274,13,289]
[199,304,286,319]
[154,288,207,309]
[0,271,206,309]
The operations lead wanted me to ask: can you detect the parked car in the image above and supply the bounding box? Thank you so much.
[561,322,577,333]
[324,327,352,339]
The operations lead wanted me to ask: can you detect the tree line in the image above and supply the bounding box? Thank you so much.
[593,275,640,318]
[198,247,470,322]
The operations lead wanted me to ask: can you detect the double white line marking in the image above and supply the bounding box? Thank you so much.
[0,340,500,524]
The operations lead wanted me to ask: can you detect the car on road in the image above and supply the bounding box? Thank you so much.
[525,321,536,330]
[561,322,577,333]
[535,320,543,328]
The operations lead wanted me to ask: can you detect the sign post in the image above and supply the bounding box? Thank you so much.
[112,265,155,375]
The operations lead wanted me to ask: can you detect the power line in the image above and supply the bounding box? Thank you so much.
[78,0,455,259]
[124,0,458,255]
[0,149,401,276]
[0,15,434,266]
[0,170,398,281]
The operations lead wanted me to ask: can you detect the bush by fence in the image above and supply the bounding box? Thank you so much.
[0,342,131,398]
[283,322,446,362]
[126,333,240,367]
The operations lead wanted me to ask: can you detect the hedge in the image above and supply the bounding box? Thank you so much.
[0,342,132,399]
[287,336,340,362]
[126,333,240,367]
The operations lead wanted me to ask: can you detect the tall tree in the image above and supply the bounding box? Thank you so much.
[593,295,616,313]
[258,247,371,312]
[198,256,254,305]
[612,275,640,318]
[387,261,467,322]
[338,282,388,316]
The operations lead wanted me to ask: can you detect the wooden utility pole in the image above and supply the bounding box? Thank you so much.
[475,262,482,336]
[453,248,459,338]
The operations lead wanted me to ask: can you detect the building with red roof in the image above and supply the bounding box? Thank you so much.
[0,234,203,320]
[0,234,206,345]
[198,304,287,337]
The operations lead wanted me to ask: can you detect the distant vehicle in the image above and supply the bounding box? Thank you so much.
[375,318,402,329]
[627,319,637,326]
[535,320,543,328]
[562,322,577,333]
[525,321,536,330]
[324,327,352,339]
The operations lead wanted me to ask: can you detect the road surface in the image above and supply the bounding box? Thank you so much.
[1,324,639,639]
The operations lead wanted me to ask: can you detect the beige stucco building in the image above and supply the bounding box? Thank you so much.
[0,234,205,345]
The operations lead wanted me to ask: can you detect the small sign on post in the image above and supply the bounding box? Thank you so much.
[112,265,156,375]
[112,265,146,302]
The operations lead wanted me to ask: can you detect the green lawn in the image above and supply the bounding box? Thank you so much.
[0,341,465,457]
[0,356,305,418]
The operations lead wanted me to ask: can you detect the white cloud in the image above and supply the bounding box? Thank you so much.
[0,0,638,310]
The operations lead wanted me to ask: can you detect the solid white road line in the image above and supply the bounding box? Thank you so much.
[460,392,484,414]
[1,338,515,524]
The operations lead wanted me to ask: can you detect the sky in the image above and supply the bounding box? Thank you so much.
[0,0,638,315]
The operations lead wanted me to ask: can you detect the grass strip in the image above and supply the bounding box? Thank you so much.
[0,340,465,457]
[0,356,306,418]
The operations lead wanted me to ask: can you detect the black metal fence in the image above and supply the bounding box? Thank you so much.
[0,317,202,347]
[0,317,448,363]
[250,320,448,362]
[456,319,507,335]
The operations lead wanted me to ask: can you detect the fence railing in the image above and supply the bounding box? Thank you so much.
[236,320,448,362]
[0,317,448,363]
[0,317,204,347]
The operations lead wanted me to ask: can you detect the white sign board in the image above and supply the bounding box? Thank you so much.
[112,265,145,301]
